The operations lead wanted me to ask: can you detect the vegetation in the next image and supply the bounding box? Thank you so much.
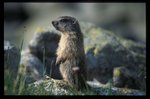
[4,68,99,95]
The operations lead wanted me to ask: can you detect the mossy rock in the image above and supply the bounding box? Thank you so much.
[80,22,146,90]
[27,78,95,95]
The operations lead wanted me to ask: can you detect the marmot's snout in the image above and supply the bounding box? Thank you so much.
[52,21,58,27]
[52,20,58,26]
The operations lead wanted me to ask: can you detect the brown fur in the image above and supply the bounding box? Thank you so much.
[52,16,87,90]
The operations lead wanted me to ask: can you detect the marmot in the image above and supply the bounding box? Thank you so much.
[52,16,87,90]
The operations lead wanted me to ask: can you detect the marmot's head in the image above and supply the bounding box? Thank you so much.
[52,16,81,33]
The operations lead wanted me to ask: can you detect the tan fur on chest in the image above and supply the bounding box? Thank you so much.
[57,33,84,59]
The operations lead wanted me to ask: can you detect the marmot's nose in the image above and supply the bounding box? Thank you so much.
[52,21,58,26]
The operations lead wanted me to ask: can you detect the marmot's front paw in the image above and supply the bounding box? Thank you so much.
[56,56,65,65]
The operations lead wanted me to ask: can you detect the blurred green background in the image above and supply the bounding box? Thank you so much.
[4,3,146,49]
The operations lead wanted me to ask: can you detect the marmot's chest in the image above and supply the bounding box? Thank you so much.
[59,35,77,50]
[57,35,81,56]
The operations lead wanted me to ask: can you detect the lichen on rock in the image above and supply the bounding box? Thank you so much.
[80,22,146,90]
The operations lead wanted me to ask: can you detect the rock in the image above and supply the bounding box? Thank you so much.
[28,30,61,79]
[113,66,146,90]
[20,30,62,83]
[4,40,21,74]
[27,78,74,95]
[20,50,44,83]
[100,88,145,96]
[80,22,146,90]
[87,80,145,96]
[27,78,145,95]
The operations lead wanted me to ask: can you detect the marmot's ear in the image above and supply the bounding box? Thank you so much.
[73,20,77,24]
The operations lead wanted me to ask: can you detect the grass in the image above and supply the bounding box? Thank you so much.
[4,68,98,95]
[4,68,48,95]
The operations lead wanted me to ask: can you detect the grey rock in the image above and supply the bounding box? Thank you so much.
[20,50,44,83]
[20,30,62,83]
[80,22,146,90]
[27,78,145,95]
[27,78,74,95]
[4,40,21,74]
[87,79,145,96]
[113,66,146,90]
